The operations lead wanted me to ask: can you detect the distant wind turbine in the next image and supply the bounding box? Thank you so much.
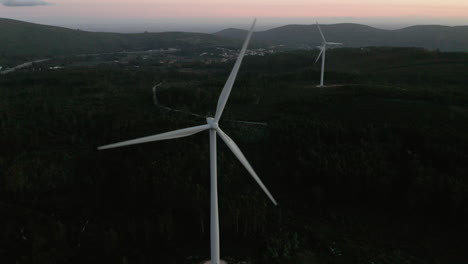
[152,82,162,105]
[97,19,277,264]
[315,22,343,87]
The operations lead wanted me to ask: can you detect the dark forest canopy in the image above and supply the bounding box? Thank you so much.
[1,48,468,263]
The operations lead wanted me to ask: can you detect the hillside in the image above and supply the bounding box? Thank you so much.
[0,18,236,64]
[3,18,467,67]
[1,47,467,263]
[215,23,468,51]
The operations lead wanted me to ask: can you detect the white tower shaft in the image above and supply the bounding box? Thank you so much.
[209,128,220,264]
[320,45,326,87]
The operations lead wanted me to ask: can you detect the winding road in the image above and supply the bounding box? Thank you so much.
[0,59,50,75]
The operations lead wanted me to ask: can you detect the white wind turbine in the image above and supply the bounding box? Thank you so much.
[97,19,277,264]
[315,22,343,87]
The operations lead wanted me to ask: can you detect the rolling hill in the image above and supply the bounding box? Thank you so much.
[2,18,467,67]
[0,18,236,63]
[215,23,468,51]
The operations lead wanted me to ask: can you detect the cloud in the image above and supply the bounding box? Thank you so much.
[1,0,52,7]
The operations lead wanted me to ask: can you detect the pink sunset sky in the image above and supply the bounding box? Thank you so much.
[1,0,467,32]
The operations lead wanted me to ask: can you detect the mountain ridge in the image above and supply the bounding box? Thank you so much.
[0,18,237,62]
[215,23,468,51]
[2,17,468,65]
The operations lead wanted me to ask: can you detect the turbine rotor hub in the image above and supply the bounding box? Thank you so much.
[206,117,219,129]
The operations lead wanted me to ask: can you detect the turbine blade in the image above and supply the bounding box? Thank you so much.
[314,47,324,64]
[316,22,326,43]
[228,120,268,126]
[326,42,343,45]
[216,128,278,206]
[98,124,210,150]
[214,19,256,122]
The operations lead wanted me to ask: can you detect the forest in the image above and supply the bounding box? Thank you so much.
[1,47,468,263]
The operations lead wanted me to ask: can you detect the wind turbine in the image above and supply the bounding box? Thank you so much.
[315,22,343,87]
[152,82,162,106]
[97,19,277,264]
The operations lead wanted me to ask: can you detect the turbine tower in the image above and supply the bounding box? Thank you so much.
[97,19,277,264]
[315,22,343,87]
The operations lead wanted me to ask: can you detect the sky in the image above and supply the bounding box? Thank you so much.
[1,0,467,32]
